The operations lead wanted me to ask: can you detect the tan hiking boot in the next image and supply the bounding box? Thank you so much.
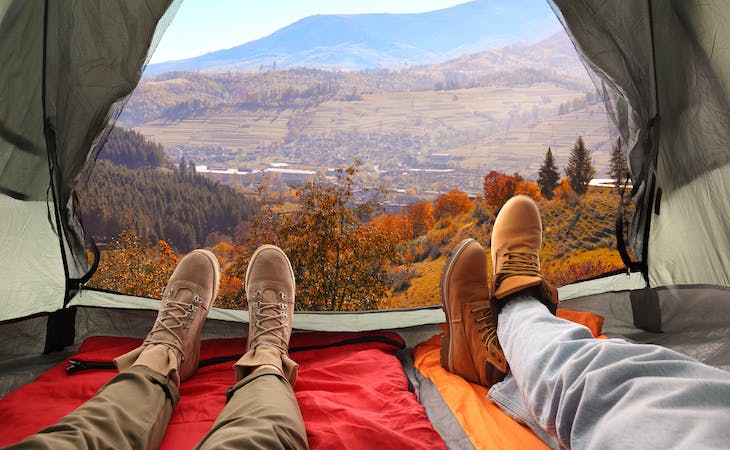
[114,249,220,384]
[491,195,558,313]
[440,238,507,387]
[233,245,298,384]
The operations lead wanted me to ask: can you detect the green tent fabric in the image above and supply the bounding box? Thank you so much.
[0,0,728,367]
[551,0,730,287]
[0,0,178,321]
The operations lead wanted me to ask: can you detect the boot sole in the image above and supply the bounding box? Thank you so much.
[440,238,477,371]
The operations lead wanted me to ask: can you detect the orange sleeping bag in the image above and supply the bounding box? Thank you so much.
[413,309,604,449]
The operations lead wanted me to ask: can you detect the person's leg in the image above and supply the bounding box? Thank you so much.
[196,245,308,450]
[8,249,220,450]
[440,238,507,386]
[7,366,177,450]
[195,366,307,450]
[491,296,730,449]
[479,196,730,448]
[439,196,558,388]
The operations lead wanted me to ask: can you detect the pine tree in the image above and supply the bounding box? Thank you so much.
[537,147,560,199]
[565,136,595,196]
[609,137,630,187]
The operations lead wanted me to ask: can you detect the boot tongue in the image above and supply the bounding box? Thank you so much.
[147,287,197,355]
[252,289,289,350]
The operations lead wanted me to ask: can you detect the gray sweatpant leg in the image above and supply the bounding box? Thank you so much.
[489,296,730,449]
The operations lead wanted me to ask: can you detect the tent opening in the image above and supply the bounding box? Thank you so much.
[75,0,633,314]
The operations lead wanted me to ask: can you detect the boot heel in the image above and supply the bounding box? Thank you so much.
[440,332,451,369]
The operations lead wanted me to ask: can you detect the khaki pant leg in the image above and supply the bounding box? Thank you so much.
[7,366,178,450]
[195,369,308,450]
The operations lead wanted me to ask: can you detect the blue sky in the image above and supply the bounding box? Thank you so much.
[150,0,473,63]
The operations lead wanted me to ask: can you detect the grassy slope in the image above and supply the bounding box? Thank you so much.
[383,186,625,309]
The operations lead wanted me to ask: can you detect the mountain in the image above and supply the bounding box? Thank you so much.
[432,31,587,80]
[145,0,560,75]
[121,31,590,127]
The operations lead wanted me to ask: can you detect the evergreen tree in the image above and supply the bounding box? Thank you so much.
[565,136,595,196]
[609,137,630,187]
[537,147,560,199]
[178,157,187,175]
[79,160,258,253]
[100,127,168,169]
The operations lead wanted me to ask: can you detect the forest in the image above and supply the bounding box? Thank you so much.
[78,127,259,252]
[83,128,631,310]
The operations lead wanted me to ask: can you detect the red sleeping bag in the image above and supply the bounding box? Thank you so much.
[0,332,446,449]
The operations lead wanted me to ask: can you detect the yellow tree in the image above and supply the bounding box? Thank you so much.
[89,225,178,299]
[233,165,403,311]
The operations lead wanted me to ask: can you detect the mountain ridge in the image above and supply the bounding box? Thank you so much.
[146,0,560,74]
[125,31,590,127]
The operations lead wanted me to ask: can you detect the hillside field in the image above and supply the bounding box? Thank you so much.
[135,83,614,176]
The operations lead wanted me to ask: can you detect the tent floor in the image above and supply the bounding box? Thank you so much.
[2,286,730,398]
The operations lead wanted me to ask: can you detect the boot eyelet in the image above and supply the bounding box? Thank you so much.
[279,292,287,299]
[279,303,287,309]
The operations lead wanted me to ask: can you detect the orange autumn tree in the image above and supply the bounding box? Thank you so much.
[406,201,435,236]
[211,241,246,308]
[233,165,403,311]
[483,170,518,209]
[89,225,178,298]
[369,213,413,242]
[516,180,542,201]
[434,189,472,219]
[484,170,540,209]
[555,178,578,202]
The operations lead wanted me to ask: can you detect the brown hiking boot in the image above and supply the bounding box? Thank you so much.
[491,195,558,313]
[233,245,299,383]
[115,249,220,384]
[440,238,507,387]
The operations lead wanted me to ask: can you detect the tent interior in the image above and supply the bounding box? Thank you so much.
[1,0,729,447]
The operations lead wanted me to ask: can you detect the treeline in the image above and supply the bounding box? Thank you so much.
[80,161,258,252]
[125,70,346,125]
[434,69,588,93]
[98,127,169,169]
[157,81,340,122]
[557,89,602,115]
[88,164,628,310]
[123,63,591,127]
[80,127,258,252]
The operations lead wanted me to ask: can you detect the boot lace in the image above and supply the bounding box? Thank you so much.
[143,287,204,362]
[249,289,290,353]
[471,305,500,351]
[494,251,541,289]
